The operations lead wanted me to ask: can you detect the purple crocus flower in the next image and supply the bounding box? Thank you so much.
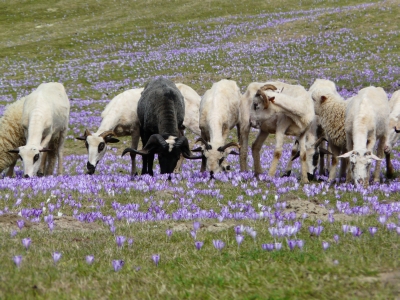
[322,241,330,250]
[193,221,200,232]
[152,254,160,267]
[109,225,116,234]
[86,255,94,265]
[351,226,362,237]
[236,235,244,246]
[378,215,387,225]
[333,235,339,243]
[166,229,172,238]
[234,225,242,235]
[112,259,124,271]
[22,238,31,250]
[287,240,296,250]
[342,225,349,234]
[213,240,225,251]
[396,227,400,235]
[17,220,24,230]
[116,236,126,248]
[249,230,257,240]
[190,230,197,239]
[369,227,377,236]
[52,252,62,264]
[274,242,282,250]
[10,230,17,238]
[314,226,323,236]
[48,222,55,232]
[13,255,22,268]
[297,240,304,249]
[195,241,204,250]
[261,244,274,251]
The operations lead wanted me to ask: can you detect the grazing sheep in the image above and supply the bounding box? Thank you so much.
[0,97,26,177]
[194,79,241,175]
[338,86,390,185]
[122,77,198,176]
[176,83,201,136]
[310,79,348,182]
[76,88,143,175]
[247,82,314,183]
[386,90,400,178]
[9,82,70,177]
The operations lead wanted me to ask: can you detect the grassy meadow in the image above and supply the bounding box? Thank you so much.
[0,0,400,299]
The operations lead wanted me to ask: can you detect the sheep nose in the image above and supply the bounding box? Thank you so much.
[226,165,231,170]
[86,162,96,175]
[307,172,314,181]
[24,174,29,178]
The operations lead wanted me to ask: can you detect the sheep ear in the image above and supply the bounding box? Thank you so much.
[338,151,353,158]
[320,96,327,103]
[39,148,53,152]
[368,153,382,161]
[8,149,20,153]
[76,136,86,141]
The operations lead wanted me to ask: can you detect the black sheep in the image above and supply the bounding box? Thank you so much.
[122,77,200,175]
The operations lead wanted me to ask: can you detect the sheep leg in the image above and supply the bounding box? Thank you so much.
[5,160,17,177]
[174,155,184,173]
[283,141,299,177]
[373,137,385,183]
[38,152,47,175]
[147,153,155,176]
[268,132,285,178]
[386,152,394,179]
[251,129,269,176]
[56,130,66,175]
[200,132,208,172]
[298,133,309,184]
[130,129,140,176]
[327,144,341,182]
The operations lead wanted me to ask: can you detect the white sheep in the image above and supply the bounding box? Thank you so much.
[386,90,400,178]
[338,86,390,185]
[77,88,143,175]
[9,82,70,177]
[250,82,315,183]
[176,83,201,136]
[0,97,26,177]
[194,79,241,174]
[310,79,348,182]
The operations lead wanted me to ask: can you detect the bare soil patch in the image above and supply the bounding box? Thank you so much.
[0,213,103,232]
[358,270,400,298]
[282,194,352,222]
[172,220,237,232]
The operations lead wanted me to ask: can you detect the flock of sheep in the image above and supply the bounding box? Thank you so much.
[1,77,399,186]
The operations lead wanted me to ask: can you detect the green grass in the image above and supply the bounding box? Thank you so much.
[1,0,400,299]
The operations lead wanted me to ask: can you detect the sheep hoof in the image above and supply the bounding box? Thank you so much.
[281,170,291,177]
[37,172,44,177]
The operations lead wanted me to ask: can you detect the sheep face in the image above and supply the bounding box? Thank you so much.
[17,146,44,178]
[388,119,400,149]
[85,135,108,174]
[250,91,276,128]
[76,130,119,174]
[339,150,381,185]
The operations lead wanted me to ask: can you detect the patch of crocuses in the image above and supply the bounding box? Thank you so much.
[1,2,400,271]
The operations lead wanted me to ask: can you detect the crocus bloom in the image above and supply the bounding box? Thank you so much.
[195,241,204,250]
[274,242,282,250]
[22,238,31,250]
[152,254,160,267]
[166,229,172,238]
[193,222,200,232]
[116,236,126,248]
[234,225,242,235]
[287,240,296,250]
[86,255,94,265]
[128,238,134,247]
[13,255,22,268]
[52,252,62,264]
[190,230,196,239]
[333,235,339,243]
[17,220,24,230]
[396,227,400,235]
[10,230,17,238]
[112,259,124,271]
[322,241,330,250]
[213,240,225,251]
[342,225,349,234]
[378,215,387,225]
[249,230,257,240]
[261,244,274,251]
[351,226,362,237]
[48,222,54,232]
[369,227,377,236]
[297,240,304,249]
[236,235,244,246]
